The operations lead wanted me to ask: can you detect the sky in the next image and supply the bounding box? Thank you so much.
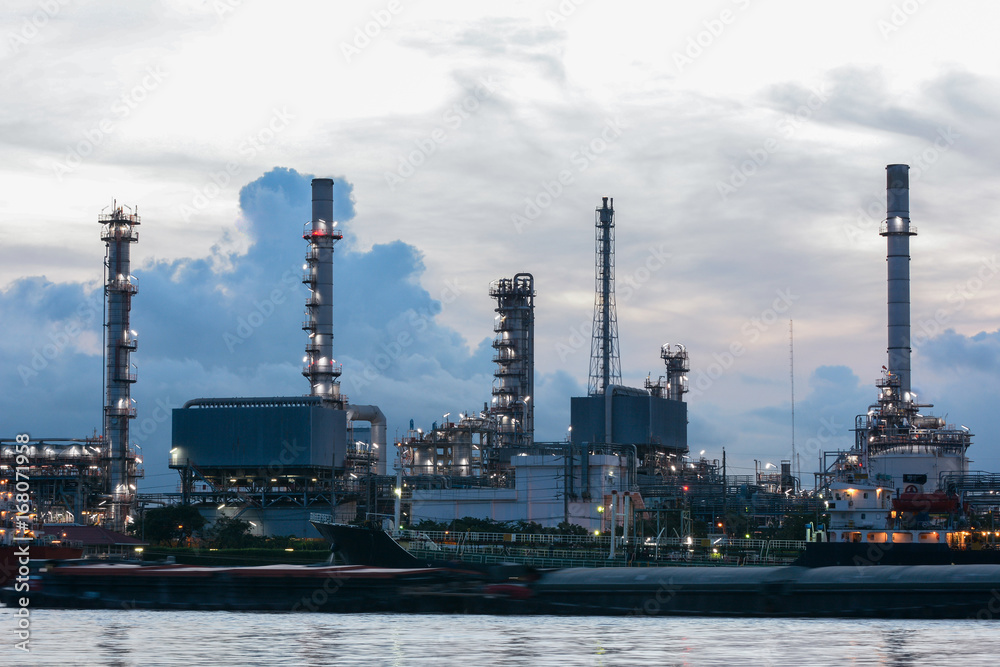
[2,0,1000,495]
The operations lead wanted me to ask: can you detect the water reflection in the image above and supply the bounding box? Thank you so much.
[17,611,1000,666]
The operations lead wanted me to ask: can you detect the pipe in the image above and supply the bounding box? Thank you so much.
[608,490,617,558]
[883,164,915,396]
[347,404,387,475]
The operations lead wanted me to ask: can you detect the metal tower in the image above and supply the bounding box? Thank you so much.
[302,178,345,407]
[99,202,140,532]
[587,196,621,395]
[883,164,916,396]
[489,273,535,448]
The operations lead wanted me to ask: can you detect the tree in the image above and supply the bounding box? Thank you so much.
[134,506,206,546]
[209,516,254,549]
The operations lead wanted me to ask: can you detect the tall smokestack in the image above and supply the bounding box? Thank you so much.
[302,178,343,406]
[882,164,916,396]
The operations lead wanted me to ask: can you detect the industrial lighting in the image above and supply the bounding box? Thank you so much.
[218,504,226,510]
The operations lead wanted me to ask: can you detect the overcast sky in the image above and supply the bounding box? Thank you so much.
[3,0,1000,493]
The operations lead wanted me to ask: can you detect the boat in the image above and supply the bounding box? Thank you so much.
[6,549,1000,618]
[0,544,85,587]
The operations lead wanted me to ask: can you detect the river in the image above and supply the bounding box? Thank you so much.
[7,610,1000,666]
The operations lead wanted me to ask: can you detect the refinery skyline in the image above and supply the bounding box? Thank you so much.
[2,1,1000,492]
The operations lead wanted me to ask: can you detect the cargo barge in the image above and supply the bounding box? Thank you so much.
[5,557,1000,619]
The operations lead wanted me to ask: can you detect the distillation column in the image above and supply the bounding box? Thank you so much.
[588,196,621,395]
[883,164,916,396]
[662,344,689,402]
[302,178,344,407]
[490,273,535,448]
[99,203,140,532]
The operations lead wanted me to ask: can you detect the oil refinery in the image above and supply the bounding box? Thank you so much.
[2,165,999,550]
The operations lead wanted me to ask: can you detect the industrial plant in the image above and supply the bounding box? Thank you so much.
[3,164,999,548]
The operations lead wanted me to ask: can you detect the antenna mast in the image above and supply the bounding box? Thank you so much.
[789,319,798,486]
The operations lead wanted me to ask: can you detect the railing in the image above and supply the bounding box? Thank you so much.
[106,278,137,294]
[100,223,138,242]
[879,219,917,235]
[302,221,342,240]
[302,362,342,376]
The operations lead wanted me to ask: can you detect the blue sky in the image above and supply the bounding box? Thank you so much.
[3,1,1000,491]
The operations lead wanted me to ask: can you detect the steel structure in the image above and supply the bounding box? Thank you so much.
[302,178,344,407]
[99,203,141,531]
[398,415,495,478]
[0,437,125,529]
[645,344,689,402]
[587,197,621,395]
[490,273,535,448]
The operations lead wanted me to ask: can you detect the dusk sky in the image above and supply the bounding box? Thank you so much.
[2,0,1000,494]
